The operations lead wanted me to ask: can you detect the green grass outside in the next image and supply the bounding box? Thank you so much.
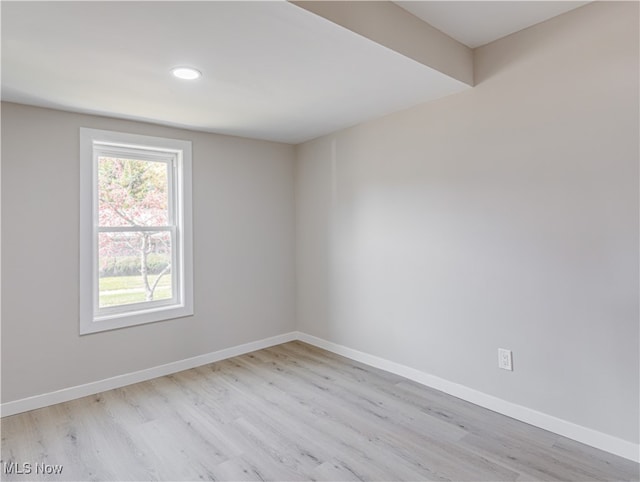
[99,274,172,307]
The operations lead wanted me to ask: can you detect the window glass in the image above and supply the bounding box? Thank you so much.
[79,128,193,334]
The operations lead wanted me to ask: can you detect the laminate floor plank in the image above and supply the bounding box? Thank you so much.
[392,379,560,449]
[1,341,638,481]
[235,358,443,480]
[211,363,425,481]
[549,437,640,481]
[250,350,519,480]
[253,349,469,444]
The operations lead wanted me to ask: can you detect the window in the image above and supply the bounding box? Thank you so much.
[80,129,193,334]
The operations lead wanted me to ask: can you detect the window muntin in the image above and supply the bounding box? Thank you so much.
[80,129,193,334]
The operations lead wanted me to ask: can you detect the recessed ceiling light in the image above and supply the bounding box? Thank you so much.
[171,67,201,80]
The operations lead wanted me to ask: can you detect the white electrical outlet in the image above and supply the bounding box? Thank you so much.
[498,348,513,371]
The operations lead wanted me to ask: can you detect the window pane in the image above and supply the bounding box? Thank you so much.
[98,157,169,227]
[98,231,172,308]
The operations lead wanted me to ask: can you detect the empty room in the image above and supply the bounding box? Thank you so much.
[1,1,639,481]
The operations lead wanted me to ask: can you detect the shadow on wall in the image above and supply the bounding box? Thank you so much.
[472,3,633,85]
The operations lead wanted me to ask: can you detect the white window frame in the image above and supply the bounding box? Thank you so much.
[80,128,193,335]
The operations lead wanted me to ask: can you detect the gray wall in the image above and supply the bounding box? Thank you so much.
[296,2,639,444]
[2,0,638,449]
[1,103,296,402]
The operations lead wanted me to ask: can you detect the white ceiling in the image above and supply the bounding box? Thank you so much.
[1,1,468,144]
[395,1,590,48]
[1,1,589,144]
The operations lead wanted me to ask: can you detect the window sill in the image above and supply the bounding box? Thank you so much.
[80,305,194,335]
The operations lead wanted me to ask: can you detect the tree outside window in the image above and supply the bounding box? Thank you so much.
[98,157,172,306]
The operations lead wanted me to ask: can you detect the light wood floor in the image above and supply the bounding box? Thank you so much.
[1,341,638,481]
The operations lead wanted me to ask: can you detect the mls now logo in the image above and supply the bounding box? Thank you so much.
[2,462,64,475]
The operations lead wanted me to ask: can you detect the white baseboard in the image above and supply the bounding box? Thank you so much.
[295,332,640,464]
[2,330,638,464]
[0,331,297,418]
